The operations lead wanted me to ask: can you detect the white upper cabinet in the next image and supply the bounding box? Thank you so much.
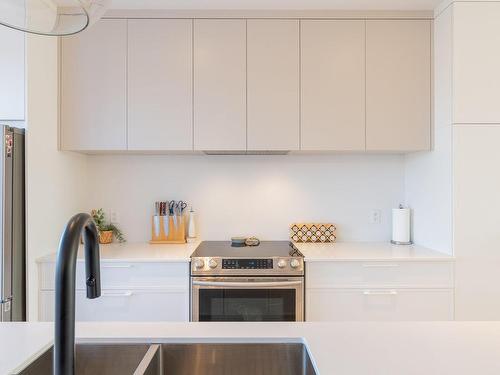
[193,19,247,151]
[366,20,431,151]
[61,19,127,151]
[453,2,500,124]
[128,19,193,150]
[59,17,432,153]
[247,20,299,151]
[0,27,25,121]
[301,20,366,151]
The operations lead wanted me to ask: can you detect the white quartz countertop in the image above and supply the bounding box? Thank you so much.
[295,242,453,261]
[2,321,500,375]
[36,241,201,263]
[36,241,452,263]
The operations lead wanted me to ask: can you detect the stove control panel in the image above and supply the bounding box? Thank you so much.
[222,259,273,269]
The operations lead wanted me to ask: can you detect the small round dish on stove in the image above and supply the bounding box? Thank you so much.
[245,237,260,246]
[231,237,247,246]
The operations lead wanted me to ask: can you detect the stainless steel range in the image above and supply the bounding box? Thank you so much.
[190,241,304,322]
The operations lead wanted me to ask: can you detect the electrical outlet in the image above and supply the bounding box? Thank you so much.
[110,210,119,223]
[370,209,382,224]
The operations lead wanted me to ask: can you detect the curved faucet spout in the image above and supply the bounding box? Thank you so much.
[54,213,101,375]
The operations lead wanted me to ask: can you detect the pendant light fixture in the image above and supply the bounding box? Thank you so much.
[0,0,110,36]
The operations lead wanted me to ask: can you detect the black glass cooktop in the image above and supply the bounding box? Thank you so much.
[191,241,302,258]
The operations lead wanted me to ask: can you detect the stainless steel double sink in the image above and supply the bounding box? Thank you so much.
[16,343,317,375]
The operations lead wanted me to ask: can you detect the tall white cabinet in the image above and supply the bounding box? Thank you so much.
[193,20,247,151]
[247,20,299,151]
[453,2,500,124]
[366,20,431,151]
[447,1,500,320]
[128,19,193,151]
[0,27,25,121]
[61,19,127,151]
[300,20,365,151]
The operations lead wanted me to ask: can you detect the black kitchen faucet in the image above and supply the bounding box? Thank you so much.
[54,213,101,375]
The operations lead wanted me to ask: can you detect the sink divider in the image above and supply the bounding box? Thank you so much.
[133,344,161,375]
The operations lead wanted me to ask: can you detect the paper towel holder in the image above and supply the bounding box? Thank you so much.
[391,240,413,245]
[391,204,412,245]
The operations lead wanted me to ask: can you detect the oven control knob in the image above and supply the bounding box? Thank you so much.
[290,259,300,269]
[194,259,205,269]
[277,259,287,269]
[208,259,218,269]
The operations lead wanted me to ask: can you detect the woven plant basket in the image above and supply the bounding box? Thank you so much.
[99,230,113,244]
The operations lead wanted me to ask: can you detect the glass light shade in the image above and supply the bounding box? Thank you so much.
[0,0,110,36]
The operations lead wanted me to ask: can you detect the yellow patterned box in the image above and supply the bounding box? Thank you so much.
[290,223,337,243]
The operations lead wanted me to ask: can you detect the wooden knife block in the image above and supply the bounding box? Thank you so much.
[150,215,186,244]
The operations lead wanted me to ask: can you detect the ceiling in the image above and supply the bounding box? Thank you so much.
[110,0,442,11]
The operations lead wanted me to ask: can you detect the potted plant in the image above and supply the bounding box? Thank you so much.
[91,209,126,244]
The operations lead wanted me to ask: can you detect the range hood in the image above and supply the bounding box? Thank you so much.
[203,150,290,155]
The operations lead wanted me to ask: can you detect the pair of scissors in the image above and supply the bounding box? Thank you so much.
[168,201,176,216]
[176,201,187,216]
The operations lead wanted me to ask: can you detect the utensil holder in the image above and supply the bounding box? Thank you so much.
[150,215,186,244]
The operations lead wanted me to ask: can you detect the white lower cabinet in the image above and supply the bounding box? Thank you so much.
[38,261,190,322]
[306,261,455,321]
[39,261,189,290]
[39,289,188,322]
[307,288,454,321]
[307,261,454,289]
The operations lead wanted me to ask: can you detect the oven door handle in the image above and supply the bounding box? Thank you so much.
[192,280,303,288]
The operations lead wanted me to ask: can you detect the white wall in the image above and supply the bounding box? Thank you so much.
[404,5,453,254]
[25,35,88,321]
[87,154,404,242]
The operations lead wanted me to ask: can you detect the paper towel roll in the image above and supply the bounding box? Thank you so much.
[392,207,411,245]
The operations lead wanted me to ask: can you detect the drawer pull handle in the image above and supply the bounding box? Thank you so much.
[101,291,133,297]
[363,290,398,296]
[362,264,399,268]
[102,264,133,269]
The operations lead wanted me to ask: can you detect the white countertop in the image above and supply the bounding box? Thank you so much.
[36,241,201,263]
[295,242,453,261]
[2,321,499,375]
[36,241,452,263]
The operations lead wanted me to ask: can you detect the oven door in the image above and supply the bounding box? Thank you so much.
[191,277,304,322]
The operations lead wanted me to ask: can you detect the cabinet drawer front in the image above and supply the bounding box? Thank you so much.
[306,261,454,288]
[306,288,454,321]
[61,19,127,150]
[365,20,431,151]
[39,289,189,322]
[0,26,25,121]
[39,262,189,290]
[194,19,247,151]
[301,20,366,151]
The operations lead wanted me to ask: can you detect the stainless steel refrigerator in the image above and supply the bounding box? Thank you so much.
[0,126,25,321]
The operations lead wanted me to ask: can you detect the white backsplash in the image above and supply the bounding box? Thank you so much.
[87,154,404,242]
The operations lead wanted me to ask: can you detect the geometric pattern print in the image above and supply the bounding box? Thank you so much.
[290,223,337,243]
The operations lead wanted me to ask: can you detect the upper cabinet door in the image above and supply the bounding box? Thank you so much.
[301,20,365,151]
[61,19,127,151]
[194,20,246,151]
[366,20,431,151]
[247,20,299,151]
[0,27,25,121]
[453,2,500,124]
[128,19,193,151]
